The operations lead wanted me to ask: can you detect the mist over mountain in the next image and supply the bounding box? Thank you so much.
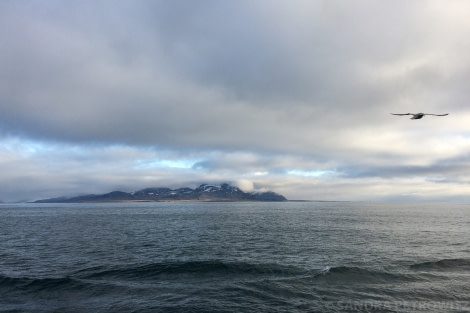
[35,184,287,203]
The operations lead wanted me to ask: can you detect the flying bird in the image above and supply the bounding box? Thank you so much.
[391,113,449,119]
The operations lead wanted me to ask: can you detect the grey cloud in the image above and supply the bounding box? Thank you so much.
[338,154,470,181]
[2,1,467,144]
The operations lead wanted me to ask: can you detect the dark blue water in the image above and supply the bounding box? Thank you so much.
[0,201,469,312]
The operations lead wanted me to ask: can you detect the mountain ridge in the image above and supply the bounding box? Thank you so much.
[34,183,287,203]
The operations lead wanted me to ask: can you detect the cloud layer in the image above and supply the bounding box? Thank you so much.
[1,1,470,201]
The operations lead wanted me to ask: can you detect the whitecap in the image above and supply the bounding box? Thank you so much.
[319,266,331,275]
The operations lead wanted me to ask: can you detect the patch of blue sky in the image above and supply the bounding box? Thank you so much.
[134,158,197,170]
[0,137,55,155]
[287,169,335,177]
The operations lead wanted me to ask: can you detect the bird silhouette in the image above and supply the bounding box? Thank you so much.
[391,113,449,120]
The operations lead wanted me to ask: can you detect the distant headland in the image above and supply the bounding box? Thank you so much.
[34,183,287,203]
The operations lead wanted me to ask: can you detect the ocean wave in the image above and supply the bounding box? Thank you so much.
[0,273,91,293]
[75,260,306,280]
[410,258,470,271]
[0,261,421,295]
[315,265,414,284]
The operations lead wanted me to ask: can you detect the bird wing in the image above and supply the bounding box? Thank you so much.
[391,113,413,116]
[424,113,449,116]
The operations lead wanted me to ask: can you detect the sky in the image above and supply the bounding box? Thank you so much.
[1,0,470,202]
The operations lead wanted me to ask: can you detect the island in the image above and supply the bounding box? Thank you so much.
[34,183,287,203]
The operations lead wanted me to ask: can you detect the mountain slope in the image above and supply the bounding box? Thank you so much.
[35,184,287,203]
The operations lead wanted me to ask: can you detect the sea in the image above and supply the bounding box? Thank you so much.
[0,201,469,313]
